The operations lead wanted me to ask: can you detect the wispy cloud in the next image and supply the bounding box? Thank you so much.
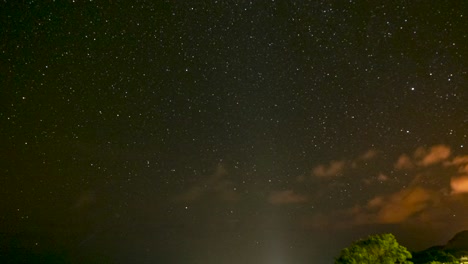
[175,164,239,203]
[312,160,346,177]
[311,149,379,178]
[445,155,468,166]
[443,155,468,194]
[394,154,414,170]
[363,173,389,185]
[358,149,378,161]
[301,144,467,229]
[368,187,433,224]
[415,145,451,167]
[394,145,452,170]
[268,190,308,205]
[377,173,389,182]
[302,186,437,229]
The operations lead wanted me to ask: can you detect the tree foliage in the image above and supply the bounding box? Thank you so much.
[411,246,459,264]
[335,233,413,264]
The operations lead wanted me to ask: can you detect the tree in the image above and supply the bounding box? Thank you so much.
[411,246,459,264]
[335,233,413,264]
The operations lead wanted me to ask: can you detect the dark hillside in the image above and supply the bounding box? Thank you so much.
[412,230,468,263]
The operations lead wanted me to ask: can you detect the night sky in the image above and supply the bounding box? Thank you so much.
[1,1,468,263]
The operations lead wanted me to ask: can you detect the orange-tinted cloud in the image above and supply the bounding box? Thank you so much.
[347,187,434,225]
[302,144,466,230]
[311,149,379,178]
[416,144,451,166]
[394,154,414,170]
[367,196,384,208]
[312,160,346,177]
[358,149,378,161]
[446,155,468,166]
[460,164,468,174]
[268,190,308,205]
[374,187,432,223]
[395,145,452,170]
[442,155,468,194]
[377,173,389,182]
[450,176,468,194]
[363,173,389,185]
[444,155,468,175]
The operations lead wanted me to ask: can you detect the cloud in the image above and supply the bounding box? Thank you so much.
[373,187,433,223]
[415,144,451,167]
[377,173,389,182]
[355,145,466,222]
[450,176,468,194]
[394,154,414,170]
[367,196,384,208]
[268,190,308,205]
[445,155,468,166]
[352,149,379,168]
[348,187,435,225]
[394,145,452,170]
[311,149,379,178]
[392,145,467,195]
[175,164,239,203]
[363,173,389,185]
[312,160,346,177]
[358,149,378,161]
[301,144,467,230]
[442,155,468,194]
[300,186,444,229]
[444,155,468,174]
[460,164,468,174]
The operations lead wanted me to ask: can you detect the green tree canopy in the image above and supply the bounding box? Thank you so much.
[335,233,413,264]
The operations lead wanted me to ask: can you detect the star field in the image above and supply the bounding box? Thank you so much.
[1,1,467,263]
